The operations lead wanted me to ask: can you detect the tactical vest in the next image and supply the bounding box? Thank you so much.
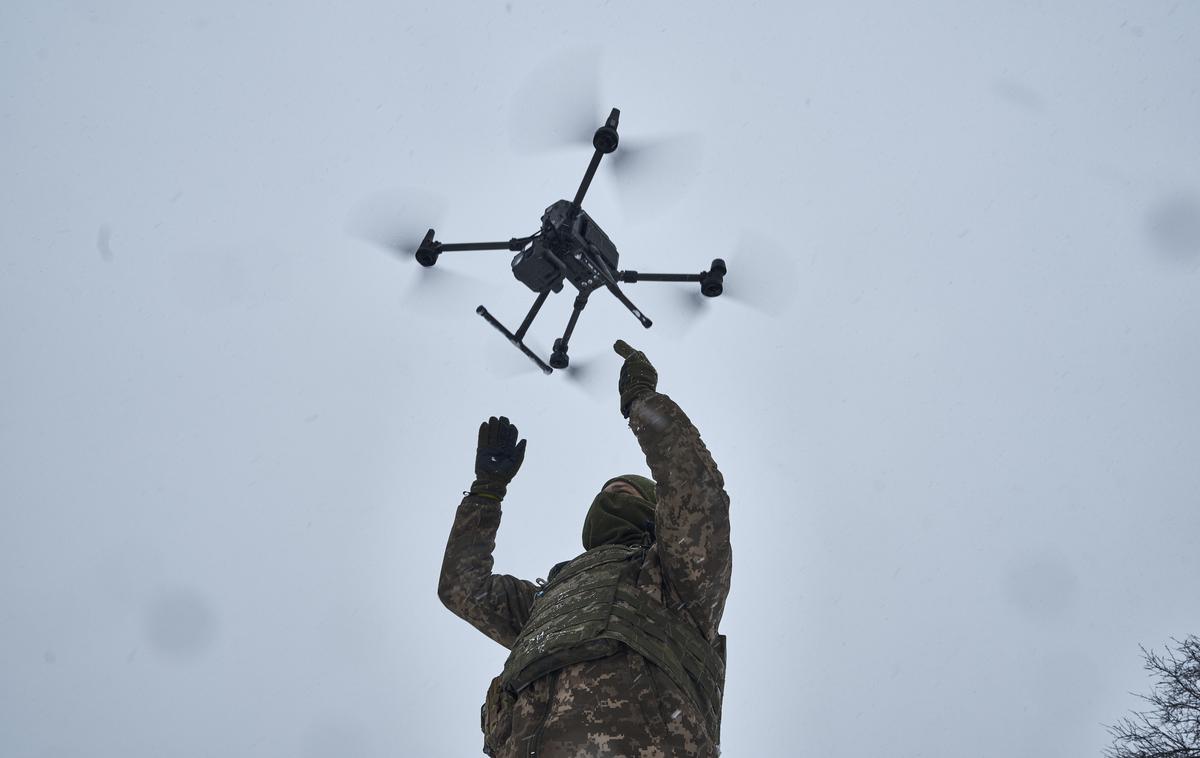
[499,544,727,742]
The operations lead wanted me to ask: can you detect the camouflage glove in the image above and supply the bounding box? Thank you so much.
[613,340,658,419]
[470,416,527,501]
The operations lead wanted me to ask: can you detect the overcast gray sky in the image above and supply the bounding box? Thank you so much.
[2,1,1199,756]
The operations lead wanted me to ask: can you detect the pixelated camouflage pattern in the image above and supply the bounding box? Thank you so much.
[498,542,725,742]
[438,391,731,757]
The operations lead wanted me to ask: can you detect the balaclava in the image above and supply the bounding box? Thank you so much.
[581,474,658,551]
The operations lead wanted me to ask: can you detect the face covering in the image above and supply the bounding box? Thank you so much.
[581,475,658,551]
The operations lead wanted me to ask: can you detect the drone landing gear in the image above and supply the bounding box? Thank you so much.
[550,292,591,369]
[476,289,594,374]
[476,289,553,374]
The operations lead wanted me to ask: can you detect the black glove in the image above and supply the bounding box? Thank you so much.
[470,416,527,500]
[613,340,658,418]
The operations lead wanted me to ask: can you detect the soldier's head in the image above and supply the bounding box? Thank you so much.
[582,474,658,550]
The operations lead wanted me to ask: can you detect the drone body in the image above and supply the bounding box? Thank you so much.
[413,108,725,374]
[513,200,620,296]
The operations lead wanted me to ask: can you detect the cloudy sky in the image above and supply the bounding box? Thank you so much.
[2,1,1198,756]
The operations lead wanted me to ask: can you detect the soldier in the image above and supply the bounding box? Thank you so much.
[438,340,732,757]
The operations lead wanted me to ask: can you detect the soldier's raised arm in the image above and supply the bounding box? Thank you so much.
[437,416,537,649]
[614,341,732,641]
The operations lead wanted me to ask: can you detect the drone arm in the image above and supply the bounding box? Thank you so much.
[514,289,550,341]
[438,237,531,252]
[591,260,652,329]
[620,271,703,283]
[619,259,727,297]
[571,151,605,209]
[570,108,621,210]
[602,280,652,329]
[416,230,532,266]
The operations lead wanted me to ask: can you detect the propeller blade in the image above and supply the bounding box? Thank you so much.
[654,286,710,338]
[346,188,487,316]
[561,353,609,399]
[509,47,603,153]
[720,231,800,318]
[483,338,609,395]
[397,265,482,314]
[345,188,446,262]
[610,133,703,221]
[637,231,798,334]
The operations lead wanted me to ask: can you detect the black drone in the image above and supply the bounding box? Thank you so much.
[412,108,726,374]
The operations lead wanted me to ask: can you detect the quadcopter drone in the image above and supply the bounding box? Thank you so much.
[412,108,726,374]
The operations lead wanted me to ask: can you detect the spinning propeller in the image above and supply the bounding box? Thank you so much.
[347,50,800,375]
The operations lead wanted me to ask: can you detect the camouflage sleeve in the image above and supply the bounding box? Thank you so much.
[627,392,732,641]
[437,494,538,649]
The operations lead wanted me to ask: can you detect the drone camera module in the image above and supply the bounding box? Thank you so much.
[512,240,566,293]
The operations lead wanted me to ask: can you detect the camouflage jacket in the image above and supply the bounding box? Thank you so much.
[438,391,732,757]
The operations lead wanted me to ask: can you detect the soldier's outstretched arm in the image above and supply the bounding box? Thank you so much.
[436,416,537,649]
[614,341,732,641]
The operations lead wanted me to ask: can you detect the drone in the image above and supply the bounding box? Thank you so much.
[411,108,726,374]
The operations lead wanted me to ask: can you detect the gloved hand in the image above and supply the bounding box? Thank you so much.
[613,340,658,419]
[470,416,527,500]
